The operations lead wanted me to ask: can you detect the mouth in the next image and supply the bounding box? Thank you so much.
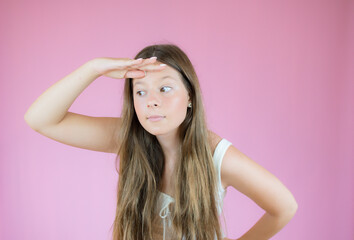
[147,115,165,121]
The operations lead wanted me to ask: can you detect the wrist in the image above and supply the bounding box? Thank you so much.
[84,58,102,79]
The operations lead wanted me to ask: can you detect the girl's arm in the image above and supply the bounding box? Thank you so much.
[24,60,101,130]
[24,57,162,153]
[220,144,298,240]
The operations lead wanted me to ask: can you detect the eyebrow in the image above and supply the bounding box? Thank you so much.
[133,76,176,87]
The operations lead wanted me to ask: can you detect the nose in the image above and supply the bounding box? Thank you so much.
[147,91,161,108]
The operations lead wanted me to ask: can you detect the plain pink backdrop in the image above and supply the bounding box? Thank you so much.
[1,0,353,239]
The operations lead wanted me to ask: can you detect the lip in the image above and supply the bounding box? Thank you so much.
[147,115,165,121]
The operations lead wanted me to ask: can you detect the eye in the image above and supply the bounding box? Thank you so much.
[136,87,171,96]
[161,86,172,92]
[136,91,145,96]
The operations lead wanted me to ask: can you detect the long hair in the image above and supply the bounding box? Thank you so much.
[111,43,224,240]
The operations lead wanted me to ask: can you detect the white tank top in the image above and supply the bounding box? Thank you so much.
[151,138,232,240]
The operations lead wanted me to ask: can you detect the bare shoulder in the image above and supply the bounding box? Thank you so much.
[207,130,252,190]
[208,129,223,155]
[208,130,229,189]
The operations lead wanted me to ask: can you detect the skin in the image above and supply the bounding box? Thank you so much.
[24,54,298,239]
[132,61,191,169]
[132,59,298,239]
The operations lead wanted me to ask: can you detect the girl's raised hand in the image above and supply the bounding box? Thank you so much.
[89,56,166,79]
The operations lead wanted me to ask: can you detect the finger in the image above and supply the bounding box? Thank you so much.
[109,59,139,71]
[132,57,156,64]
[128,58,143,66]
[125,70,146,78]
[126,59,154,71]
[138,64,167,72]
[130,57,157,67]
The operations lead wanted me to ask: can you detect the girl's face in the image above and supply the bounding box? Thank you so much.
[132,62,190,136]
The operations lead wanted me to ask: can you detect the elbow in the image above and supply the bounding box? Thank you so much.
[281,191,299,218]
[281,199,298,219]
[24,113,33,127]
[289,194,298,214]
[24,113,39,131]
[24,113,32,127]
[291,200,298,215]
[287,203,298,219]
[271,198,298,220]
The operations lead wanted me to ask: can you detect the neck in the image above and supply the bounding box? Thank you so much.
[156,129,181,165]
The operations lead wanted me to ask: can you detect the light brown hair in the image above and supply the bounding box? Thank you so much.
[111,43,224,239]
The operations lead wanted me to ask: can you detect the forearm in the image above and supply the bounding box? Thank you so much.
[24,59,101,130]
[236,211,296,240]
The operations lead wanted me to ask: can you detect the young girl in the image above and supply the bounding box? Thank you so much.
[24,44,298,240]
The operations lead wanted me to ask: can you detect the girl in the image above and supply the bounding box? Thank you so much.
[25,44,298,240]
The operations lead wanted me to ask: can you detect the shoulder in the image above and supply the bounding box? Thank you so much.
[207,130,245,190]
[208,129,223,156]
[208,130,229,189]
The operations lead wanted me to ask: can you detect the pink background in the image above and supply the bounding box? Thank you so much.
[1,0,353,239]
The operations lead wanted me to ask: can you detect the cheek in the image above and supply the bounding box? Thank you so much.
[167,96,187,110]
[133,98,143,116]
[163,95,188,118]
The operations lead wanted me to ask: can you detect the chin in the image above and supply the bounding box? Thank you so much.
[143,125,178,137]
[145,128,168,136]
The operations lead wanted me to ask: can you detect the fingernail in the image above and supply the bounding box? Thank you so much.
[160,64,166,66]
[136,58,142,60]
[150,56,157,59]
